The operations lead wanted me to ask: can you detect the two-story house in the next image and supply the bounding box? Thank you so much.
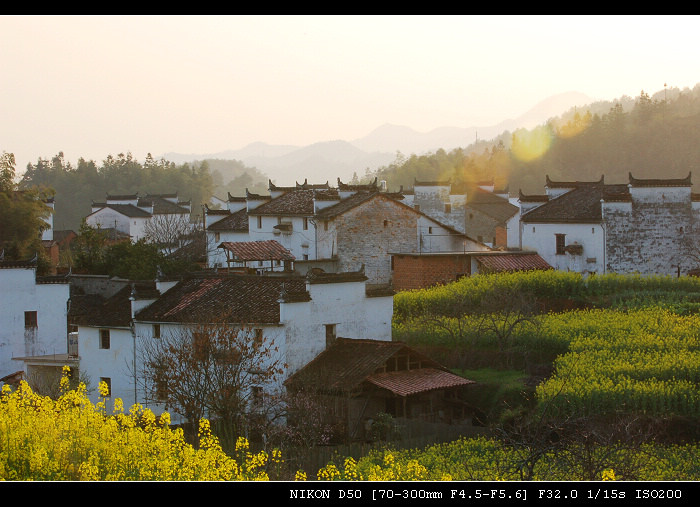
[86,193,192,243]
[519,173,700,276]
[206,179,487,287]
[0,258,71,388]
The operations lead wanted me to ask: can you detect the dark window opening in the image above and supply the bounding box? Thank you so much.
[153,324,160,338]
[99,329,110,349]
[325,324,337,348]
[445,203,451,213]
[24,311,37,328]
[555,233,566,255]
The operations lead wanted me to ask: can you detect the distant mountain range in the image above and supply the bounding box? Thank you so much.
[161,91,593,187]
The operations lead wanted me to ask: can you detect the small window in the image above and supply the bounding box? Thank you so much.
[383,219,388,227]
[303,254,309,261]
[445,203,451,213]
[592,228,595,234]
[24,311,37,328]
[303,217,309,230]
[555,233,566,255]
[153,324,161,339]
[325,324,337,348]
[99,329,110,349]
[214,232,220,242]
[428,227,433,234]
[414,204,421,212]
[324,220,328,231]
[469,213,474,220]
[254,328,263,344]
[99,377,112,397]
[257,216,262,229]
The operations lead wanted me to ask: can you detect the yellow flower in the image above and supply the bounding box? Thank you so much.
[601,469,616,481]
[98,380,110,398]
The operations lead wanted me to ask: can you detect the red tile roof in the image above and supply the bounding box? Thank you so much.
[474,253,552,272]
[218,240,295,261]
[285,338,473,396]
[367,368,474,396]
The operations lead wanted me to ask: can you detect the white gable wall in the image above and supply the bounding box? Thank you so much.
[78,325,135,409]
[521,222,605,274]
[0,267,69,378]
[280,280,392,378]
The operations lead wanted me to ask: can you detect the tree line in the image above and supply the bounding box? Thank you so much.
[18,151,268,232]
[368,84,700,194]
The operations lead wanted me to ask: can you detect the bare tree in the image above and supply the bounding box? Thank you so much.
[138,322,286,442]
[143,213,195,256]
[473,285,539,353]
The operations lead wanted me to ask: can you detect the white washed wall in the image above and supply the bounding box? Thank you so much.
[0,267,69,378]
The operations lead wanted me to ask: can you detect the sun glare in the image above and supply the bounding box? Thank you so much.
[511,125,553,162]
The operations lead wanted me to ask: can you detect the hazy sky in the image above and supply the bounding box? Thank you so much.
[2,15,700,173]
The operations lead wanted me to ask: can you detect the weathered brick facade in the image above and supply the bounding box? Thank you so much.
[391,254,472,291]
[521,173,700,276]
[334,196,421,285]
[604,187,700,275]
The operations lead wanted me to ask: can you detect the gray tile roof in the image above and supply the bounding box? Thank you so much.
[134,274,309,324]
[208,208,249,232]
[466,188,519,223]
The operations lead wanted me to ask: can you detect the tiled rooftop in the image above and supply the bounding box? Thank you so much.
[135,274,309,324]
[208,208,249,231]
[285,338,473,396]
[218,240,295,261]
[474,253,552,272]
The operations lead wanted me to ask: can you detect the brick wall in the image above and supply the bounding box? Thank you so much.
[336,196,419,285]
[392,254,472,291]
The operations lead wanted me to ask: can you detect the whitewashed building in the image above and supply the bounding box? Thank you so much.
[0,259,71,387]
[519,173,700,276]
[85,193,191,242]
[206,179,487,286]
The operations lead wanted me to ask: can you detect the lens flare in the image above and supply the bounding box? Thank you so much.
[552,112,592,139]
[511,125,553,162]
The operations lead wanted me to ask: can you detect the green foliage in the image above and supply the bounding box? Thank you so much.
[0,151,53,271]
[536,308,700,418]
[368,85,700,195]
[72,222,200,278]
[17,151,258,232]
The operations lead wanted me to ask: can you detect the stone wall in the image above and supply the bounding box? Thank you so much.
[413,187,466,233]
[335,196,419,285]
[604,194,700,275]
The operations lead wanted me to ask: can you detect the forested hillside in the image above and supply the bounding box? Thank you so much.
[370,84,700,194]
[18,152,268,231]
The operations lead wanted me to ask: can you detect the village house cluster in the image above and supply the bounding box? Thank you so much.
[2,172,698,439]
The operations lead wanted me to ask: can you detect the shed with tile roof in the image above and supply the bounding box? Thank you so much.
[285,338,476,440]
